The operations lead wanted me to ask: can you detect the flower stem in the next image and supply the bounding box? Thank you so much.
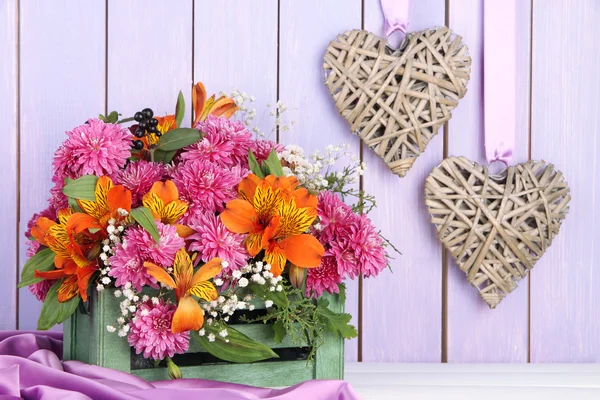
[117,116,135,124]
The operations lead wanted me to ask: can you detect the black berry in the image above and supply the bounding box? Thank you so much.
[134,112,145,122]
[155,131,162,137]
[142,108,154,119]
[148,126,158,133]
[138,121,148,130]
[134,128,145,138]
[132,140,144,150]
[149,118,158,127]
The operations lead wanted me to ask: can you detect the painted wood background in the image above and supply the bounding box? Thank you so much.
[1,0,599,363]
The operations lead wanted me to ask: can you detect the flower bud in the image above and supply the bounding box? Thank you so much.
[289,265,306,289]
[166,357,182,380]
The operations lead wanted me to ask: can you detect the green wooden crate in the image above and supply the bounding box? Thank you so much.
[63,288,344,386]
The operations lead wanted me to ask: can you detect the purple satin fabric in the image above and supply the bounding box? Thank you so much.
[0,331,360,400]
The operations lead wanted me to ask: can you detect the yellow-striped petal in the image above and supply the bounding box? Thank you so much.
[188,281,218,302]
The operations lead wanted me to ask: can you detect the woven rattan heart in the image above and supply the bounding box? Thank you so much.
[425,157,571,308]
[324,28,471,177]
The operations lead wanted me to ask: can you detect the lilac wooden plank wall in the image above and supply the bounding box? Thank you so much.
[2,0,599,363]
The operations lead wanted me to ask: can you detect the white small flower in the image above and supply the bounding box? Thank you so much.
[132,295,139,302]
[128,305,136,313]
[219,329,228,338]
[108,218,116,226]
[221,260,230,269]
[118,329,127,337]
[276,285,283,292]
[106,225,116,234]
[124,282,132,290]
[198,328,205,336]
[263,264,271,271]
[106,325,116,333]
[269,286,275,292]
[101,277,111,285]
[218,296,226,304]
[238,277,249,288]
[96,284,104,292]
[142,295,149,302]
[224,316,230,322]
[207,318,214,326]
[225,339,230,343]
[210,311,218,318]
[117,317,125,324]
[117,208,129,216]
[151,297,159,305]
[265,300,274,308]
[256,261,264,269]
[208,333,216,342]
[117,225,125,232]
[249,304,255,311]
[214,278,224,286]
[232,270,242,279]
[99,253,108,261]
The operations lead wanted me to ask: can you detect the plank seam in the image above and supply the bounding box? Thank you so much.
[15,0,21,330]
[357,0,366,363]
[441,0,450,364]
[104,0,108,115]
[527,0,534,364]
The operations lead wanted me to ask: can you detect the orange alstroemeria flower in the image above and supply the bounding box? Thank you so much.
[31,209,101,302]
[142,180,192,237]
[220,174,324,276]
[78,176,132,228]
[145,249,221,333]
[192,82,239,126]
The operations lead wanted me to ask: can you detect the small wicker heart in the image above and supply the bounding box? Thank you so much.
[324,28,471,177]
[425,157,571,308]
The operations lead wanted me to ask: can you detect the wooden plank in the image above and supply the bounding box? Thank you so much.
[18,0,105,329]
[278,0,361,362]
[194,0,277,136]
[107,0,192,125]
[445,0,530,362]
[0,0,18,330]
[530,0,600,362]
[134,360,314,385]
[361,0,444,362]
[315,293,345,379]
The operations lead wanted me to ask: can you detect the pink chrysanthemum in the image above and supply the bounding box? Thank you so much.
[26,240,41,258]
[316,191,355,242]
[328,240,360,279]
[349,215,387,278]
[251,139,285,163]
[128,300,190,360]
[48,179,69,212]
[52,118,132,179]
[187,212,248,273]
[28,279,56,302]
[125,222,185,267]
[180,130,234,166]
[172,160,244,223]
[115,160,166,206]
[108,243,158,291]
[305,255,342,298]
[182,115,254,167]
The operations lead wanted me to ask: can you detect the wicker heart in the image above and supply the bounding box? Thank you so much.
[425,157,571,308]
[324,28,471,177]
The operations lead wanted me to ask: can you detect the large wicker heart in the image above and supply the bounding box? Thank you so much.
[425,157,571,308]
[324,28,471,177]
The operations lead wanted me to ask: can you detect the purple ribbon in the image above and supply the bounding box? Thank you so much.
[484,0,517,165]
[380,0,409,42]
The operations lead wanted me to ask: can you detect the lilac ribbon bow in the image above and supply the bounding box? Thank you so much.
[380,0,409,42]
[484,0,517,165]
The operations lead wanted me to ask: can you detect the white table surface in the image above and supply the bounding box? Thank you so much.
[344,363,600,400]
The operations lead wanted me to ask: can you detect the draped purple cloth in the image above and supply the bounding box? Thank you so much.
[0,331,360,400]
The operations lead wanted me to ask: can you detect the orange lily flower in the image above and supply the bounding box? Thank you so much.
[220,174,324,276]
[142,180,191,237]
[77,176,132,228]
[145,249,221,333]
[31,209,101,302]
[192,82,239,126]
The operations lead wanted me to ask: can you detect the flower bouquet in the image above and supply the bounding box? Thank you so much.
[19,82,394,384]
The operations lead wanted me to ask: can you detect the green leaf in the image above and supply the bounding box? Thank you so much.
[248,150,265,178]
[153,149,178,164]
[106,111,119,123]
[131,207,160,242]
[250,283,289,308]
[62,175,98,201]
[155,128,202,151]
[37,281,80,330]
[338,283,346,304]
[175,90,185,128]
[316,298,358,339]
[68,197,84,213]
[18,248,55,288]
[194,324,278,363]
[272,320,286,344]
[262,150,284,177]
